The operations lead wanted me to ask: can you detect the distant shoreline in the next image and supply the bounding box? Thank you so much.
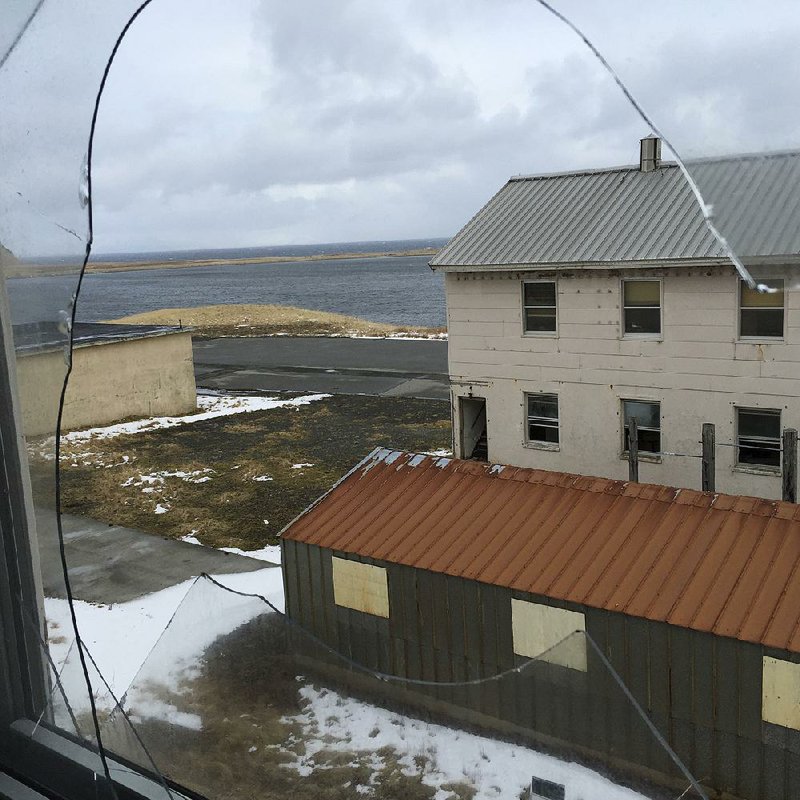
[5,246,441,278]
[85,247,439,274]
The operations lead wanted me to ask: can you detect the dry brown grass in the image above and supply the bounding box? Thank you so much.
[51,394,451,550]
[106,304,446,339]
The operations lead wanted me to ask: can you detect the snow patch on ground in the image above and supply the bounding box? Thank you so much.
[63,393,330,441]
[122,469,214,489]
[286,685,648,800]
[252,474,274,482]
[45,568,284,720]
[291,462,315,469]
[179,535,281,564]
[220,544,281,563]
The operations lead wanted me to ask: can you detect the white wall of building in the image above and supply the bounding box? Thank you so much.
[445,264,800,499]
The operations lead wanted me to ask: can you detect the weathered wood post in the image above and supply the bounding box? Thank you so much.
[782,428,797,503]
[628,417,639,483]
[701,423,716,493]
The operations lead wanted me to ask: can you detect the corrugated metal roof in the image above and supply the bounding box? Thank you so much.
[430,150,800,269]
[282,447,800,653]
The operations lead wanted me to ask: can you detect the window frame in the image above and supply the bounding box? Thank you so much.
[0,284,177,798]
[524,392,560,450]
[620,399,662,459]
[735,406,782,472]
[738,277,785,341]
[521,279,558,337]
[621,277,662,339]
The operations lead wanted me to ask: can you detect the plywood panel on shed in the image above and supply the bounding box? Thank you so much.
[511,598,586,671]
[763,656,800,730]
[332,557,389,618]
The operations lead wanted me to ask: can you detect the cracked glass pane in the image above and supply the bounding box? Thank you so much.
[3,2,797,799]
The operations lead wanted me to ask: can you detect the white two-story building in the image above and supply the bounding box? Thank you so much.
[431,139,800,500]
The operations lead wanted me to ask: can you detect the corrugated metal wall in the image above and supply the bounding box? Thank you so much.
[282,539,800,800]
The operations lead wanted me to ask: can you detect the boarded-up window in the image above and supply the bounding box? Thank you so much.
[511,599,586,671]
[332,557,389,618]
[762,656,800,729]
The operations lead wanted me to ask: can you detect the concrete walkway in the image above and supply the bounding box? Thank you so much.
[41,514,272,604]
[193,336,449,401]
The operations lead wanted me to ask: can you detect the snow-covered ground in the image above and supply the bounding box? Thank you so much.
[45,567,284,715]
[180,533,281,563]
[63,392,330,442]
[286,685,649,800]
[44,555,655,800]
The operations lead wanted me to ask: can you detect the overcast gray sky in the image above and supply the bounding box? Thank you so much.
[5,0,800,255]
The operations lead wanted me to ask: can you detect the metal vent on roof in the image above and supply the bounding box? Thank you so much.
[640,135,661,172]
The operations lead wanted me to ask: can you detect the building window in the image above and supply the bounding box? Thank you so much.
[737,408,781,468]
[526,393,559,446]
[622,400,661,454]
[740,278,784,338]
[622,279,661,336]
[523,281,557,334]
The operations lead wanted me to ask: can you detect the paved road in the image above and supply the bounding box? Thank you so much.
[41,514,271,604]
[193,336,450,401]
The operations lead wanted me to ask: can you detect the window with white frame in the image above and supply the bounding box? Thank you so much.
[526,393,559,446]
[736,407,781,468]
[740,278,784,339]
[622,279,661,336]
[523,281,557,334]
[622,399,661,455]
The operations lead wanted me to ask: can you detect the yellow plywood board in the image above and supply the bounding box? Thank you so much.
[511,599,586,672]
[332,557,389,618]
[763,656,800,729]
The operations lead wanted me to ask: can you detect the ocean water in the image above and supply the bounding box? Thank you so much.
[10,239,450,328]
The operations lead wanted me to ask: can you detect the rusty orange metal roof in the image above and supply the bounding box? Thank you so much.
[282,448,800,653]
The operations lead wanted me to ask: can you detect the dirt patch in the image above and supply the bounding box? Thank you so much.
[54,395,451,549]
[107,304,446,339]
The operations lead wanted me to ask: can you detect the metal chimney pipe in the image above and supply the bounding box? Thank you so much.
[640,135,661,172]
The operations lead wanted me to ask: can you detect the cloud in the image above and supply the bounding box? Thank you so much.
[4,0,800,254]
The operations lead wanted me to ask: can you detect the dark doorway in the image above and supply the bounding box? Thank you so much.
[459,397,487,461]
